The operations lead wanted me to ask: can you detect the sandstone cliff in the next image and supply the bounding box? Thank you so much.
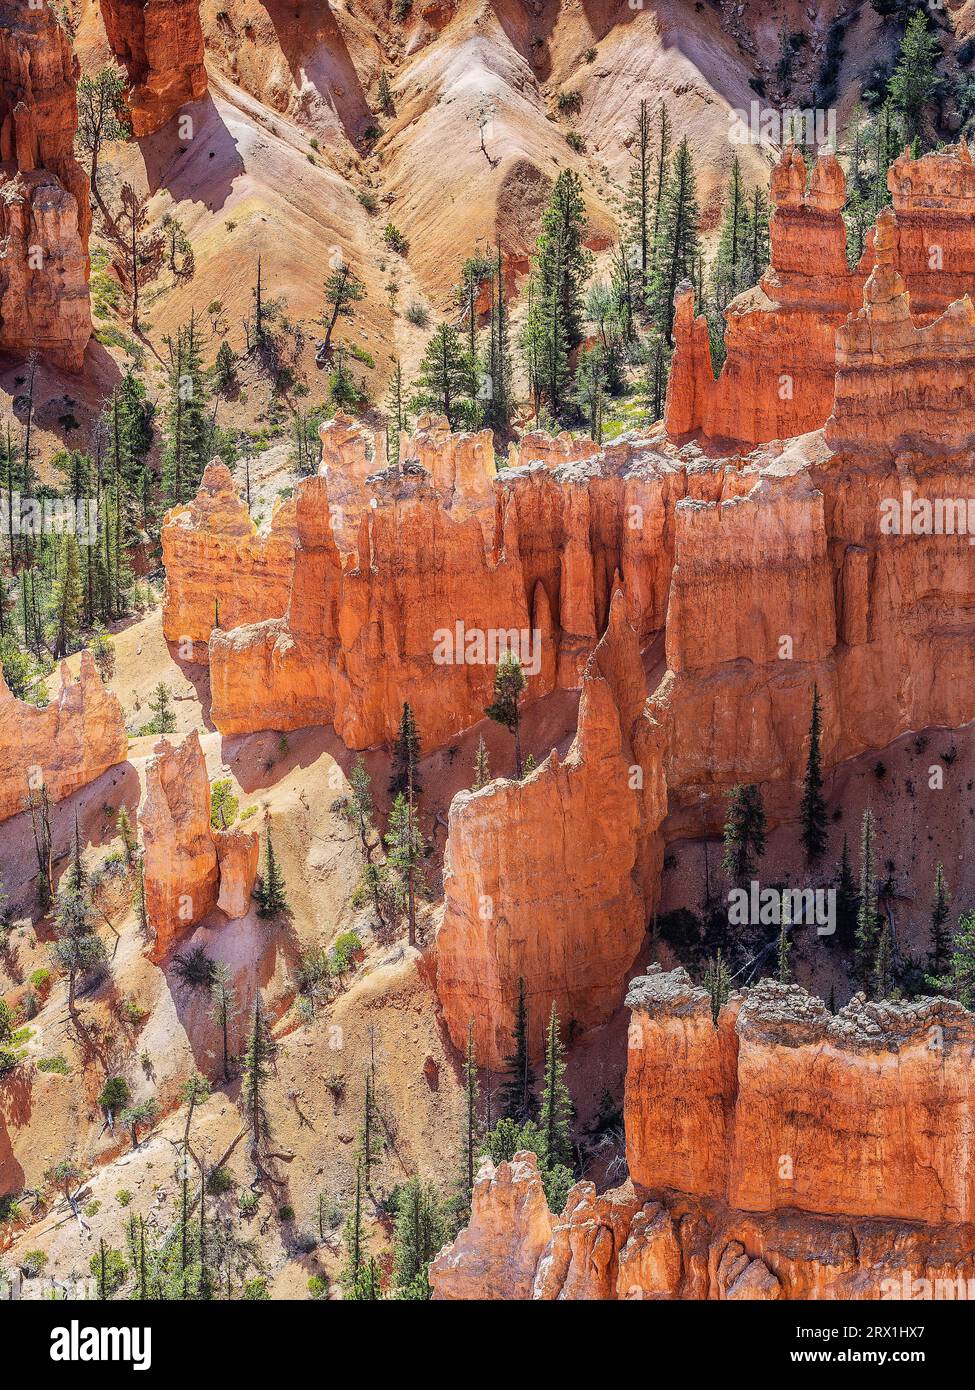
[140,730,219,959]
[99,0,207,137]
[0,2,91,369]
[161,459,297,659]
[430,971,975,1299]
[436,590,663,1068]
[0,652,127,825]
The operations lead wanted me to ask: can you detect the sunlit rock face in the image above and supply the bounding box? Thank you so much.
[99,0,207,136]
[0,653,126,825]
[140,731,218,959]
[0,2,91,369]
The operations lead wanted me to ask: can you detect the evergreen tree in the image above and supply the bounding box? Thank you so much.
[800,684,828,862]
[747,184,770,286]
[162,314,211,503]
[209,961,237,1082]
[888,11,942,145]
[392,1177,447,1299]
[378,69,394,114]
[385,792,424,947]
[389,702,422,799]
[116,806,136,865]
[854,808,879,988]
[521,170,592,414]
[357,1068,377,1189]
[387,357,406,466]
[76,67,131,206]
[776,901,792,985]
[409,323,474,429]
[319,261,367,359]
[53,873,107,1011]
[340,1159,365,1296]
[461,1019,480,1208]
[703,950,731,1025]
[499,977,537,1122]
[834,833,860,949]
[472,735,490,791]
[484,650,526,778]
[622,99,655,304]
[256,824,289,919]
[144,681,176,734]
[940,909,975,1008]
[874,918,894,1000]
[47,534,83,658]
[133,852,150,938]
[341,756,375,857]
[647,137,702,342]
[709,155,750,353]
[721,784,767,885]
[484,246,514,436]
[540,1002,572,1168]
[241,993,274,1161]
[927,862,952,986]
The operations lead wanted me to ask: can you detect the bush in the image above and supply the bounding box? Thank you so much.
[243,1277,270,1300]
[357,190,378,213]
[566,131,585,152]
[206,1167,234,1196]
[37,1056,71,1075]
[330,930,362,974]
[116,1189,132,1207]
[89,1246,128,1295]
[22,1250,48,1278]
[278,1204,295,1222]
[239,1190,259,1215]
[308,1274,329,1299]
[405,302,429,328]
[382,223,408,255]
[98,1076,131,1112]
[210,778,240,829]
[557,89,583,115]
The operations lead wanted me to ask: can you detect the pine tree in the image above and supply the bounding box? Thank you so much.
[540,1002,573,1168]
[47,534,83,658]
[341,756,375,857]
[622,99,655,305]
[145,681,176,735]
[746,183,770,286]
[800,684,828,863]
[521,169,592,414]
[461,1019,480,1207]
[888,11,942,145]
[392,1177,447,1299]
[340,1159,365,1295]
[241,993,274,1161]
[116,806,136,865]
[358,1068,376,1188]
[320,261,367,359]
[499,977,537,1122]
[927,862,952,986]
[721,784,767,885]
[710,156,750,325]
[484,650,526,778]
[647,137,702,342]
[387,357,406,467]
[483,246,514,436]
[256,824,289,919]
[162,313,210,502]
[854,808,879,988]
[209,961,237,1082]
[389,702,422,799]
[133,852,150,938]
[776,900,792,985]
[385,792,424,947]
[941,909,975,1008]
[703,950,731,1025]
[409,323,474,429]
[874,918,894,1000]
[378,69,394,114]
[472,736,490,791]
[834,833,860,949]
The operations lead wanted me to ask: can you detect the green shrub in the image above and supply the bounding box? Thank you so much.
[37,1056,71,1075]
[206,1167,235,1196]
[89,1246,128,1295]
[116,1189,132,1207]
[383,223,408,255]
[210,779,240,829]
[308,1274,329,1299]
[22,1250,47,1278]
[98,1076,131,1112]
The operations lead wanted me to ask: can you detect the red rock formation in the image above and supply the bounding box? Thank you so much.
[887,142,975,321]
[161,459,297,659]
[0,652,127,825]
[99,0,207,137]
[213,826,258,919]
[826,207,975,457]
[140,731,218,959]
[430,972,975,1299]
[435,591,664,1068]
[429,1154,554,1300]
[626,967,975,1225]
[0,2,91,369]
[666,147,863,450]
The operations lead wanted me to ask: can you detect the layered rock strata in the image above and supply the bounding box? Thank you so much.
[0,653,127,825]
[0,2,91,369]
[430,972,975,1299]
[99,0,207,137]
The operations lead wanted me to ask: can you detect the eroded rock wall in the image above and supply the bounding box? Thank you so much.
[0,653,127,825]
[99,0,207,136]
[0,2,91,369]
